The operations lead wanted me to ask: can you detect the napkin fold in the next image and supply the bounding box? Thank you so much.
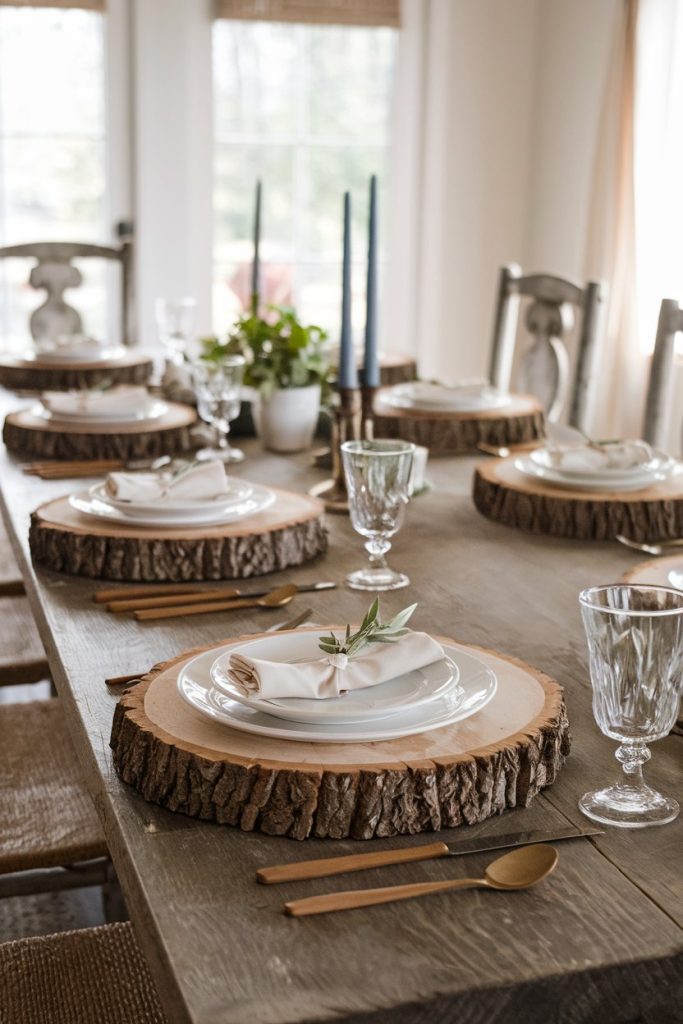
[41,385,150,418]
[227,630,446,701]
[547,440,655,473]
[105,460,229,503]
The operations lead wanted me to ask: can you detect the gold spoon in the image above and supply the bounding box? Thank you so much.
[284,844,558,917]
[134,583,298,622]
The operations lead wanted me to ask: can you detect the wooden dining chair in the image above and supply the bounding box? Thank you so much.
[0,226,134,347]
[488,263,608,428]
[642,297,683,449]
[0,922,167,1024]
[0,519,50,687]
[0,699,109,901]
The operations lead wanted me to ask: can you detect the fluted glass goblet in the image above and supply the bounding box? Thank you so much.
[578,584,683,828]
[189,355,245,463]
[341,439,415,591]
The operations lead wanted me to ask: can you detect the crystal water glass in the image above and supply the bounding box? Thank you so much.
[155,297,197,366]
[341,439,415,591]
[190,355,245,463]
[578,584,683,828]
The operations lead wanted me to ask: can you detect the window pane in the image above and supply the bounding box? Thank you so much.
[0,8,107,347]
[213,20,397,335]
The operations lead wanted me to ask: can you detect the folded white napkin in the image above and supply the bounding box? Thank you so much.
[41,386,150,418]
[227,630,446,701]
[547,440,654,474]
[105,460,229,503]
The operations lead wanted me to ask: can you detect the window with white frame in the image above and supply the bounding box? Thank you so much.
[212,19,397,336]
[0,6,108,344]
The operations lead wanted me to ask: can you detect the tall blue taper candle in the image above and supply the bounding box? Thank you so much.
[251,179,261,314]
[338,190,358,389]
[363,175,379,387]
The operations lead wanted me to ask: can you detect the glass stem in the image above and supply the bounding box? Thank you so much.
[365,537,390,569]
[615,742,651,789]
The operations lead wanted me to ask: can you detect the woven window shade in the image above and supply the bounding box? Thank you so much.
[0,1,104,9]
[213,0,399,28]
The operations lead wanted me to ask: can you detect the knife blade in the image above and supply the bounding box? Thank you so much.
[255,825,602,885]
[105,580,336,613]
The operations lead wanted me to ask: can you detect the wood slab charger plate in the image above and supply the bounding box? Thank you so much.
[0,351,153,391]
[473,456,683,542]
[372,391,544,455]
[110,629,570,840]
[3,402,198,461]
[29,487,327,581]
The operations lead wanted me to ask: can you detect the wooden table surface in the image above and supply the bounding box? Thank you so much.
[1,395,681,1024]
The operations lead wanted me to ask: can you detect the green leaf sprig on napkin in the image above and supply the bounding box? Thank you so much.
[318,599,417,662]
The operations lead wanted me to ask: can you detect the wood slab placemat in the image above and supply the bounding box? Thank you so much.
[372,391,544,455]
[0,351,153,391]
[3,402,198,461]
[29,487,328,581]
[473,457,683,541]
[110,629,569,840]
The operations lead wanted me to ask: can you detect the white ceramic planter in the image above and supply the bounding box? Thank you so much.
[252,383,321,453]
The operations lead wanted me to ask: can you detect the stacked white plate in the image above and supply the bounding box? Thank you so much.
[384,381,510,413]
[177,631,498,743]
[69,479,275,528]
[34,398,168,427]
[29,343,126,363]
[514,445,681,493]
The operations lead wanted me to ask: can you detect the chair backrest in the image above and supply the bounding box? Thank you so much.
[0,233,134,346]
[488,263,607,428]
[642,298,683,449]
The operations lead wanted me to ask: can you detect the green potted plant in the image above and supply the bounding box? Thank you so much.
[227,305,329,453]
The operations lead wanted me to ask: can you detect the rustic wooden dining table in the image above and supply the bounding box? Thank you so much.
[0,392,681,1024]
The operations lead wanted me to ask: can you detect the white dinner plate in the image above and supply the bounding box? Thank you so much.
[34,399,168,426]
[69,482,275,527]
[209,632,460,724]
[528,445,674,480]
[29,345,126,363]
[90,479,254,518]
[668,568,683,591]
[513,455,681,492]
[385,381,510,413]
[177,639,497,743]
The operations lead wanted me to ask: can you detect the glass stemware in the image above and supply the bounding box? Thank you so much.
[189,355,246,463]
[578,584,683,828]
[341,439,415,591]
[155,297,197,367]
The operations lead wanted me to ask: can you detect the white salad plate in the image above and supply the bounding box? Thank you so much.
[69,482,275,527]
[528,445,674,481]
[177,639,497,743]
[90,479,254,519]
[385,381,510,413]
[209,632,461,724]
[513,455,680,492]
[34,399,168,426]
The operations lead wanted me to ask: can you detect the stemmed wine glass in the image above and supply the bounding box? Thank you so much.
[155,297,197,367]
[189,355,246,463]
[341,439,415,591]
[578,584,683,828]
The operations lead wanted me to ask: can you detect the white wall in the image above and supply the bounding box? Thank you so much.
[400,0,541,383]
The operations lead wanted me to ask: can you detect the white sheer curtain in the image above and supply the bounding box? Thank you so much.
[584,0,640,439]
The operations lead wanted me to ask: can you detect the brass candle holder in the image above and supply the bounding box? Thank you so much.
[309,388,361,513]
[360,385,378,441]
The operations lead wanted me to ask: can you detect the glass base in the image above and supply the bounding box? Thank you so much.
[579,783,679,829]
[195,446,244,464]
[346,567,410,592]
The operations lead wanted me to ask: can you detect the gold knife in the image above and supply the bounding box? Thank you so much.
[256,825,602,884]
